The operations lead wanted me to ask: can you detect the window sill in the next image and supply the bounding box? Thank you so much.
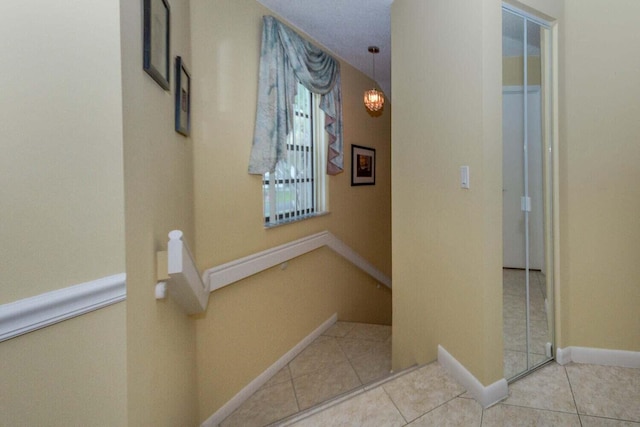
[264,211,330,229]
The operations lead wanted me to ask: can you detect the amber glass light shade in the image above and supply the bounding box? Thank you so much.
[364,88,384,112]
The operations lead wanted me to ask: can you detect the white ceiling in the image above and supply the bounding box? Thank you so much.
[256,2,543,100]
[257,0,393,99]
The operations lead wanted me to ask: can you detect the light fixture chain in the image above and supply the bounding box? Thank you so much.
[364,46,384,112]
[372,52,376,82]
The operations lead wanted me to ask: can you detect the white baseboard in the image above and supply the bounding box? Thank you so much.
[201,313,338,427]
[0,273,126,342]
[556,346,640,369]
[437,345,508,409]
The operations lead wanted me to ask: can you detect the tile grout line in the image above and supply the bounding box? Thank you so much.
[578,414,640,424]
[288,364,302,414]
[242,323,396,426]
[380,362,466,425]
[337,327,393,387]
[273,384,371,426]
[333,335,368,391]
[283,335,351,425]
[498,401,584,416]
[563,364,584,426]
[275,362,421,425]
[406,396,463,425]
[343,345,367,386]
[276,362,426,426]
[341,336,388,385]
[274,327,395,426]
[380,382,409,425]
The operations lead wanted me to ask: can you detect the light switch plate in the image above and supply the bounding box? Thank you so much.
[460,166,470,189]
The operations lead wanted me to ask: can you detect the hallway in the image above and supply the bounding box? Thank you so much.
[219,305,639,426]
[283,361,640,426]
[220,326,640,427]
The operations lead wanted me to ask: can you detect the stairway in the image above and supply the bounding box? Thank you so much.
[219,322,394,427]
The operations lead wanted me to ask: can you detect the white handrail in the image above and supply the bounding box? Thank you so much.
[203,231,391,292]
[156,230,209,314]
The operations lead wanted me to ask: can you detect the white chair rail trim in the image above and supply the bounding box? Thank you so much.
[0,273,126,342]
[203,231,391,292]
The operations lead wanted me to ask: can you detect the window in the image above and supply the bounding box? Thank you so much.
[263,83,327,226]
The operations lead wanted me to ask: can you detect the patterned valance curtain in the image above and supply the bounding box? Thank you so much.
[248,16,343,175]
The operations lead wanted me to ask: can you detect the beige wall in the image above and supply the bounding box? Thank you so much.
[0,1,128,425]
[195,248,391,418]
[120,0,199,425]
[512,0,640,353]
[0,303,127,426]
[393,0,640,388]
[503,56,542,86]
[0,0,125,304]
[2,0,638,425]
[190,0,392,418]
[559,0,640,351]
[391,0,503,385]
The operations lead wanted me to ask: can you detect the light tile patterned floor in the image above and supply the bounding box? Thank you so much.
[285,361,640,426]
[219,270,635,426]
[220,322,392,427]
[218,321,640,426]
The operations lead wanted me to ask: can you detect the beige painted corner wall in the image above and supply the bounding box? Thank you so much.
[0,1,128,425]
[119,0,199,425]
[190,0,392,419]
[0,0,125,304]
[559,0,640,351]
[391,0,503,385]
[0,303,127,426]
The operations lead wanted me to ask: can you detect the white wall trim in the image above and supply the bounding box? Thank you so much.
[0,273,126,342]
[326,234,391,288]
[201,313,338,427]
[437,345,508,409]
[556,346,640,369]
[204,231,391,292]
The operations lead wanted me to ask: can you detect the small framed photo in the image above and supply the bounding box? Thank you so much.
[175,56,191,136]
[351,145,376,186]
[143,0,171,90]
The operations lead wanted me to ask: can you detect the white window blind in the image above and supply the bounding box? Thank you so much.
[263,83,326,226]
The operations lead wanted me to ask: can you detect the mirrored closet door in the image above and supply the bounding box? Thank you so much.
[502,4,555,381]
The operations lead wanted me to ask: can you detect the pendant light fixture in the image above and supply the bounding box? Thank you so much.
[364,46,385,112]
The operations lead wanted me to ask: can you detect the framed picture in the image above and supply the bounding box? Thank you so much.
[175,56,191,136]
[351,145,376,186]
[143,0,170,90]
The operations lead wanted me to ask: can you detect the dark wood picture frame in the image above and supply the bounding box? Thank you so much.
[351,145,376,186]
[175,56,191,136]
[143,0,170,90]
